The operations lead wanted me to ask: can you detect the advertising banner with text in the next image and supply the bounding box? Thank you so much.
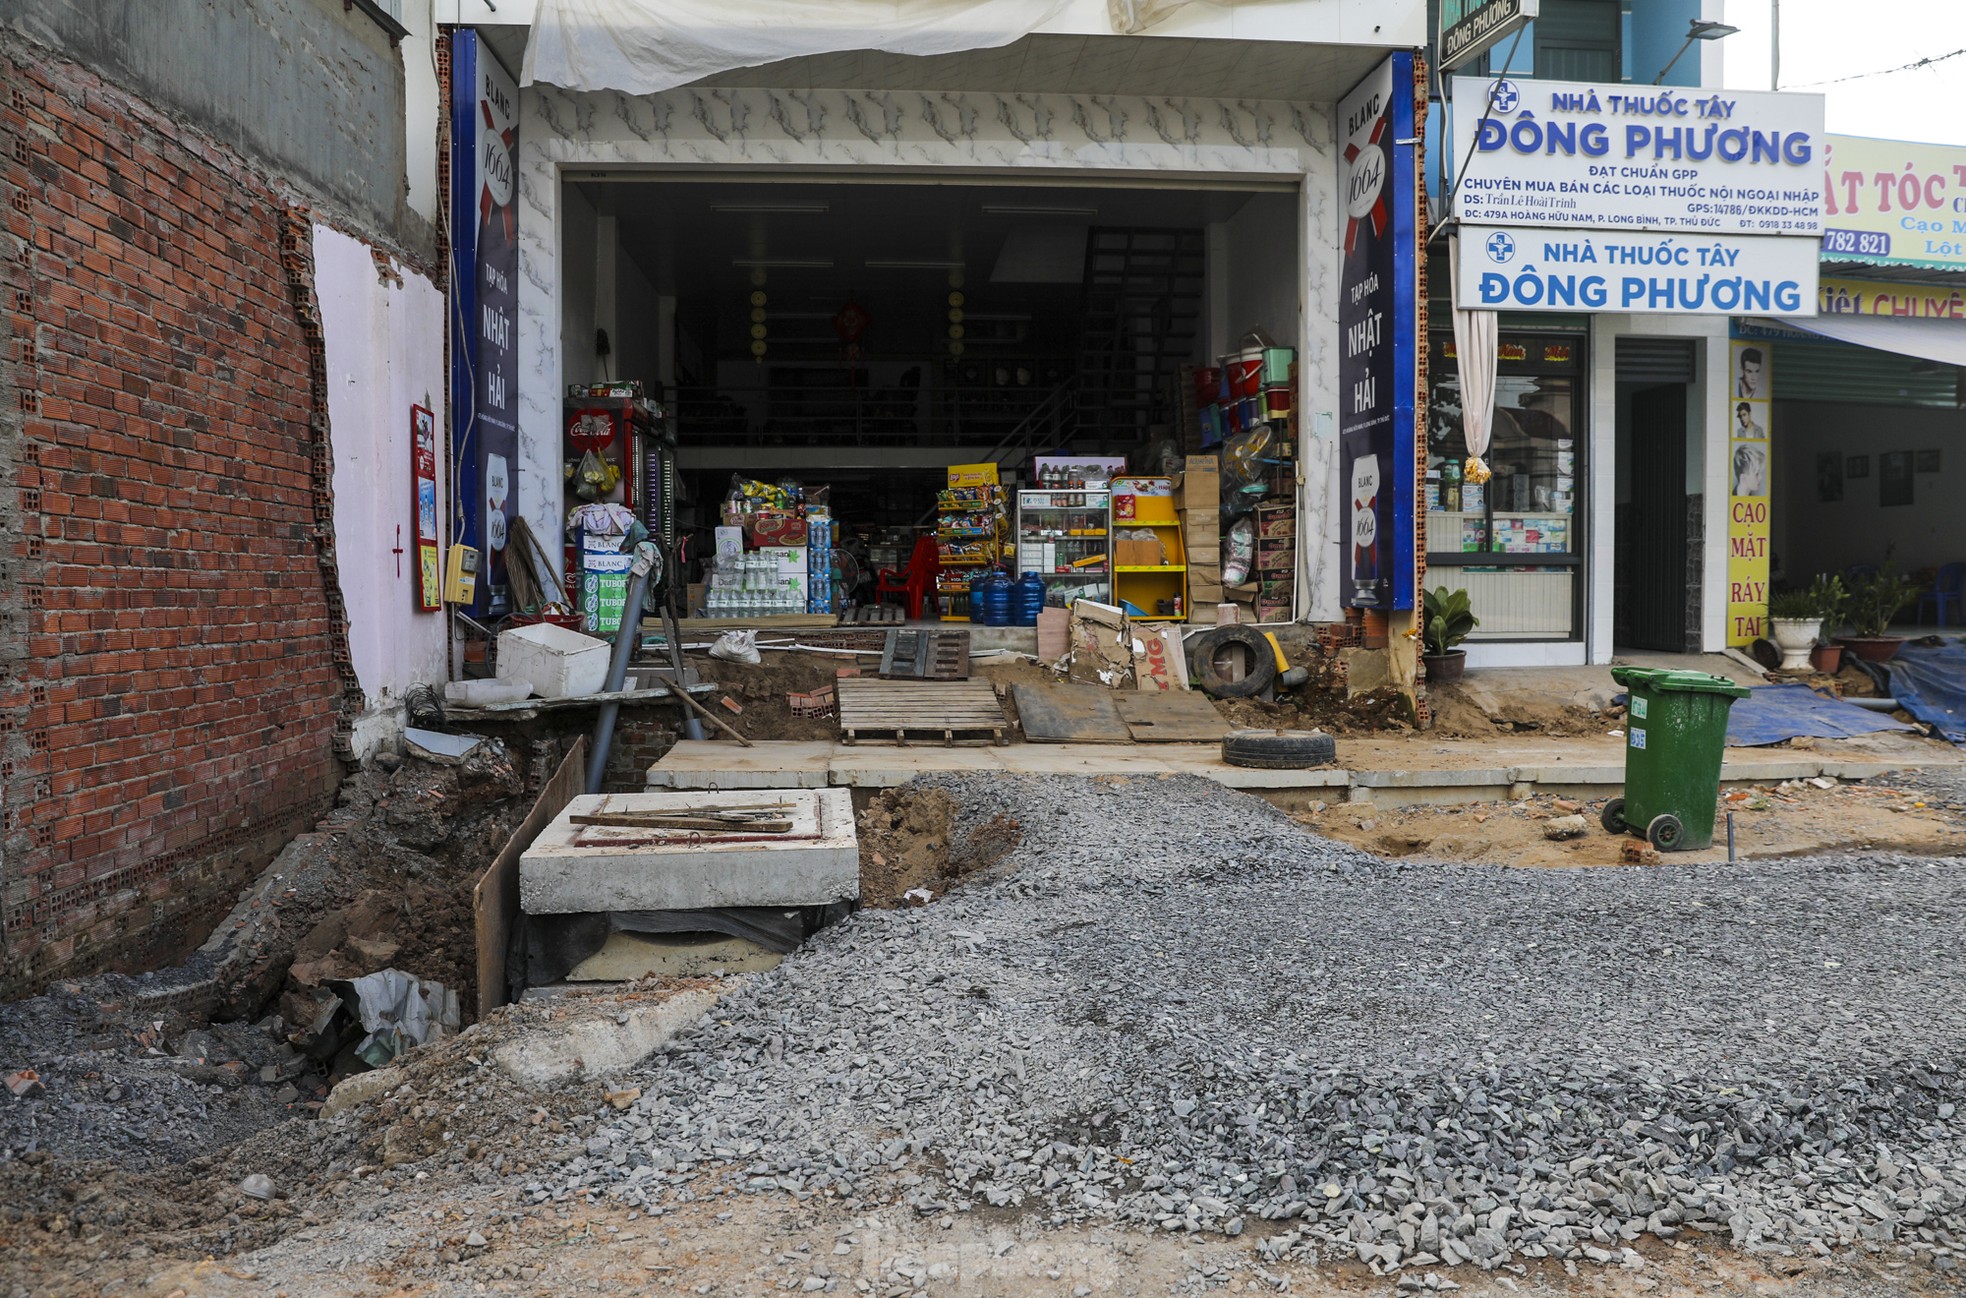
[449,32,521,617]
[1819,276,1966,319]
[1451,76,1826,236]
[1821,134,1966,269]
[1726,328,1773,646]
[1338,53,1419,612]
[1459,226,1819,315]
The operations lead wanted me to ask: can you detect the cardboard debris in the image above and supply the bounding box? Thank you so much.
[1062,600,1133,688]
[1134,624,1190,692]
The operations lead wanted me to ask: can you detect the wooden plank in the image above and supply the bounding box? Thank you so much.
[1116,689,1230,743]
[473,737,587,1020]
[1010,682,1131,743]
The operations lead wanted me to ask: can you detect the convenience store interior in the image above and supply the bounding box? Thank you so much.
[559,176,1306,618]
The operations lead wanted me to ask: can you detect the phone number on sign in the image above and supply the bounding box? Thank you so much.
[1822,229,1890,257]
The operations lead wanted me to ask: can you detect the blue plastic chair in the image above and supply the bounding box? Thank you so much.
[1916,563,1966,627]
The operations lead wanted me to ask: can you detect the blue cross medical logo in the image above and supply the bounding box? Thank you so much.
[1488,79,1519,114]
[1484,230,1516,265]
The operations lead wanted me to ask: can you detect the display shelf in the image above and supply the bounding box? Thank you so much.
[1116,564,1186,573]
[1016,486,1111,606]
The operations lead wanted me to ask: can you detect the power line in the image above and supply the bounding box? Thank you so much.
[1789,46,1966,88]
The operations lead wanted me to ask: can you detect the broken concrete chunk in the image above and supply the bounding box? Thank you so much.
[1542,815,1588,841]
[4,1068,44,1098]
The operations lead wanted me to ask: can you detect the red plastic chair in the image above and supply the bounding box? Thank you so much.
[875,535,939,619]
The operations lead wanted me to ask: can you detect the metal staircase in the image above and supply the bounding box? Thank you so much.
[1075,227,1206,443]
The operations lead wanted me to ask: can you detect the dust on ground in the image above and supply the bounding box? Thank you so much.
[1304,778,1966,867]
[856,786,1023,907]
[1424,679,1615,738]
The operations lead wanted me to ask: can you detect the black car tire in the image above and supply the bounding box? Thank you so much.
[1221,728,1338,769]
[1193,627,1279,699]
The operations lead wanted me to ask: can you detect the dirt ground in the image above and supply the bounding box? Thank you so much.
[1424,679,1614,738]
[1307,777,1966,867]
[855,785,1023,907]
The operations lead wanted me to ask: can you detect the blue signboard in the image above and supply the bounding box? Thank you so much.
[449,32,521,617]
[1337,53,1419,611]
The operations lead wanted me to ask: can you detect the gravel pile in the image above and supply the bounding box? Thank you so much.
[559,774,1966,1273]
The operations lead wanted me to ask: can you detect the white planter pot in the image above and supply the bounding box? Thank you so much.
[1769,617,1822,671]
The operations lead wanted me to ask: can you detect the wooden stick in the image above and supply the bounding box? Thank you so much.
[672,685,754,747]
[571,813,792,833]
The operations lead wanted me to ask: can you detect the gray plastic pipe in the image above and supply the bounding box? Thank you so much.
[586,543,700,792]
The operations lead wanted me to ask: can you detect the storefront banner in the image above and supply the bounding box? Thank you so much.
[1338,53,1419,612]
[1439,0,1538,73]
[449,33,521,617]
[1819,276,1966,319]
[1450,76,1825,236]
[1726,332,1773,646]
[1821,134,1966,269]
[1459,226,1820,315]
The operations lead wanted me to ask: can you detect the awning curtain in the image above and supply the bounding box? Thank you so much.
[524,0,1206,96]
[1782,313,1966,370]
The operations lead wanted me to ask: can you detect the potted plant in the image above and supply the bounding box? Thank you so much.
[1421,585,1479,683]
[1766,588,1824,671]
[1839,567,1921,662]
[1805,574,1848,674]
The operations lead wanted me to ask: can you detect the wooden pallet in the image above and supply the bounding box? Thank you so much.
[878,628,970,681]
[840,605,905,626]
[837,678,1006,746]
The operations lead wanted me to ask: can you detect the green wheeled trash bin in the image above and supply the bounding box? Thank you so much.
[1601,666,1750,852]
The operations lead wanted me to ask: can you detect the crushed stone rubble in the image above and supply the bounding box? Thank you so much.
[544,774,1966,1274]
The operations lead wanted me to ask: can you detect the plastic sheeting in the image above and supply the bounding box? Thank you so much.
[528,0,1082,95]
[1886,639,1966,746]
[1723,682,1914,748]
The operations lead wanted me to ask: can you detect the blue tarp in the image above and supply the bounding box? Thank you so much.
[1886,640,1966,746]
[1724,681,1914,747]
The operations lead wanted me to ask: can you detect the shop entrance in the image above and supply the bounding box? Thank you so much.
[1617,384,1691,651]
[559,176,1305,622]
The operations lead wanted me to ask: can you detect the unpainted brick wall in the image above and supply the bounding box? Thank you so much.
[0,37,347,994]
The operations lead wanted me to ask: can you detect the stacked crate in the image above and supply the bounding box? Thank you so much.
[1178,455,1222,610]
[1253,502,1296,622]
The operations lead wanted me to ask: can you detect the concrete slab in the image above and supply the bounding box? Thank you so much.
[565,932,783,982]
[521,789,857,914]
[641,742,832,789]
[647,731,1964,806]
[829,745,1009,787]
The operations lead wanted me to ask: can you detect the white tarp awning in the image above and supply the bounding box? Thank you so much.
[524,0,1206,95]
[1784,312,1966,370]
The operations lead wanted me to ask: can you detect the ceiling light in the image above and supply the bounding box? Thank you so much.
[980,204,1098,217]
[731,258,834,269]
[711,202,830,214]
[865,259,967,270]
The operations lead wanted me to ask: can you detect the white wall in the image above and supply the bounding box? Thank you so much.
[314,224,450,753]
[1774,401,1966,585]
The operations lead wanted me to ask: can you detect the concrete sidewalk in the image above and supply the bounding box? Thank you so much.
[647,729,1962,806]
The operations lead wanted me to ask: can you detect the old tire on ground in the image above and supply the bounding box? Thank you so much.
[1222,728,1337,770]
[1193,627,1279,699]
[1599,797,1626,835]
[1646,812,1685,852]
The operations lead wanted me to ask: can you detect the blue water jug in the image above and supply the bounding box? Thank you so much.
[977,570,1013,627]
[1012,572,1046,626]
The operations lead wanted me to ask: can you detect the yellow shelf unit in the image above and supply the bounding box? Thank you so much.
[1110,476,1188,619]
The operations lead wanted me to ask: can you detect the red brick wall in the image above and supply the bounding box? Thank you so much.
[0,38,347,993]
